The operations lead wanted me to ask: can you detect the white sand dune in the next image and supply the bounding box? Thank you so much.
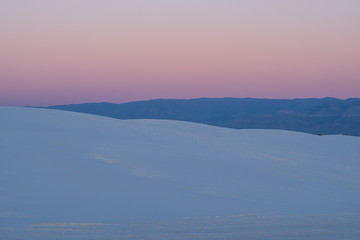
[0,107,359,226]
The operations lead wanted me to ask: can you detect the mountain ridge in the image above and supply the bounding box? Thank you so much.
[44,97,360,135]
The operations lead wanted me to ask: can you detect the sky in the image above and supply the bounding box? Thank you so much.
[1,0,359,106]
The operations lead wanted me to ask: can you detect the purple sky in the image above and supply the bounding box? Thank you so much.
[1,0,359,106]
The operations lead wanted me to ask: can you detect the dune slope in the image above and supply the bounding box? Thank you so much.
[0,107,359,226]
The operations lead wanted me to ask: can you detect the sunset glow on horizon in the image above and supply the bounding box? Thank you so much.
[1,0,359,106]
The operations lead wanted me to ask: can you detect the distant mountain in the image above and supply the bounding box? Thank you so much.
[46,97,360,135]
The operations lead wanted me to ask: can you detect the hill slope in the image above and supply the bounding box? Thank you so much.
[1,107,360,238]
[46,97,360,135]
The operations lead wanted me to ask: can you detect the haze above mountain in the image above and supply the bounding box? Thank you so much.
[46,97,360,135]
[1,107,360,239]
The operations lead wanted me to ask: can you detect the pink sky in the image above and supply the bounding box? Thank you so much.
[1,0,359,106]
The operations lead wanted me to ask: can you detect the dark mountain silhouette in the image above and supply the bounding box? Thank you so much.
[45,97,360,135]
